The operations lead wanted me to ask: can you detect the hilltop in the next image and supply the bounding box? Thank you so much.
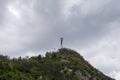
[0,48,115,80]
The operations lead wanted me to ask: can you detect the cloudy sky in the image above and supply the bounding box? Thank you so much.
[0,0,120,79]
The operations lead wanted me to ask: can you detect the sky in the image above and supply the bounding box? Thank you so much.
[0,0,120,79]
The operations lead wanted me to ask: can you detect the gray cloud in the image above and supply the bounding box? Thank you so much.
[0,0,10,25]
[0,0,120,79]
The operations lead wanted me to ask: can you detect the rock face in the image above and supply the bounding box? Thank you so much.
[0,48,115,80]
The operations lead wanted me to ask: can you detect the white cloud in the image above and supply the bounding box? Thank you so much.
[109,71,120,80]
[8,4,20,18]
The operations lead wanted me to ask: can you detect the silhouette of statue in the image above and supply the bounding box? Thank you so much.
[60,37,63,48]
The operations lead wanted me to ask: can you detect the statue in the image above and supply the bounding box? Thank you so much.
[60,37,63,48]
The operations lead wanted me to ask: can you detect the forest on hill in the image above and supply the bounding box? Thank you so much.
[0,48,115,80]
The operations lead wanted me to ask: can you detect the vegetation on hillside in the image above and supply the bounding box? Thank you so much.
[0,48,115,80]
